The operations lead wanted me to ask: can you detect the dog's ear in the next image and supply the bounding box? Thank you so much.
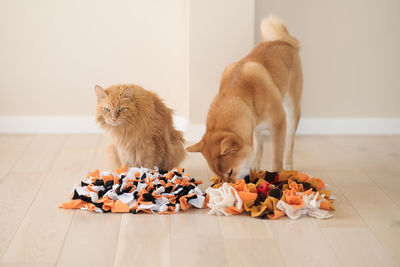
[186,140,204,153]
[220,134,242,155]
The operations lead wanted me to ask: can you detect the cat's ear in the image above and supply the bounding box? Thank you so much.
[186,140,204,153]
[94,85,107,99]
[122,87,134,100]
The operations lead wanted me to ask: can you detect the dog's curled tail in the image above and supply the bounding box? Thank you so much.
[260,15,300,50]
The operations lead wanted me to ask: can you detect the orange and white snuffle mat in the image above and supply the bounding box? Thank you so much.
[206,169,335,219]
[60,166,208,214]
[61,166,335,220]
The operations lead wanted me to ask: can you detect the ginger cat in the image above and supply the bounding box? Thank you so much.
[95,84,185,170]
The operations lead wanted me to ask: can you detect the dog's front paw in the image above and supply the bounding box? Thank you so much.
[283,164,293,170]
[251,163,260,172]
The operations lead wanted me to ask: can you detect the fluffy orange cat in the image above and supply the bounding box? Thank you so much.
[95,84,185,170]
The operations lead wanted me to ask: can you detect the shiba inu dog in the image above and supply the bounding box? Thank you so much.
[187,16,303,182]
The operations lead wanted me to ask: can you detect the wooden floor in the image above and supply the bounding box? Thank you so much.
[0,134,400,267]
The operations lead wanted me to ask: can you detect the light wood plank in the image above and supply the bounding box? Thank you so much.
[223,239,285,267]
[1,134,100,265]
[113,214,170,267]
[292,135,353,172]
[293,136,400,263]
[269,218,342,267]
[56,135,121,267]
[218,216,285,267]
[56,212,121,267]
[0,134,399,266]
[386,135,400,155]
[218,214,274,239]
[0,135,65,259]
[330,136,400,206]
[327,168,400,263]
[267,137,366,227]
[321,227,398,267]
[170,209,229,267]
[0,135,33,183]
[315,178,365,228]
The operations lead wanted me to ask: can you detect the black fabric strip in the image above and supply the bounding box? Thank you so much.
[94,179,104,186]
[257,191,267,203]
[105,180,114,187]
[164,186,173,193]
[116,186,122,195]
[122,186,132,193]
[102,208,111,213]
[302,181,315,191]
[142,193,156,203]
[158,169,168,175]
[79,195,92,203]
[186,194,198,201]
[72,189,80,200]
[98,190,105,198]
[94,202,103,208]
[268,188,282,199]
[175,185,183,191]
[264,171,278,183]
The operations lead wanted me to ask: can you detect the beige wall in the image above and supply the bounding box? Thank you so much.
[0,0,187,117]
[1,0,399,129]
[188,0,255,124]
[255,0,400,118]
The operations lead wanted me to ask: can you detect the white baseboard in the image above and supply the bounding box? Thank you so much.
[297,118,400,135]
[184,118,400,142]
[0,116,399,141]
[0,116,188,134]
[0,116,102,134]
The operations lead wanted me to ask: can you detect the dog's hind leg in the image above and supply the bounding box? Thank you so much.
[283,69,302,170]
[270,108,286,173]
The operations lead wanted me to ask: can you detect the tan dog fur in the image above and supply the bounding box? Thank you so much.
[187,16,303,181]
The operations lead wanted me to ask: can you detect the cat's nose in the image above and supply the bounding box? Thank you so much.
[112,117,117,122]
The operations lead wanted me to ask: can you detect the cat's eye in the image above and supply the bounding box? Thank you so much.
[103,107,110,112]
[119,107,126,112]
